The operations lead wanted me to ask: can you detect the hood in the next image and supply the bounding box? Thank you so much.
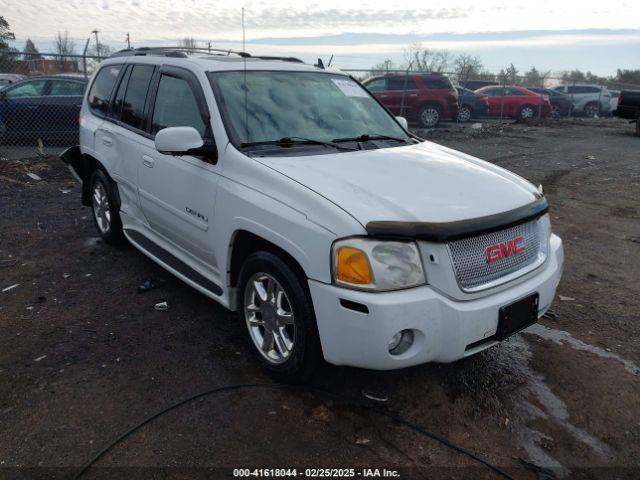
[257,141,539,227]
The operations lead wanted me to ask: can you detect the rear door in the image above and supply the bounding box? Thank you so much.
[137,67,221,270]
[482,87,505,115]
[1,79,48,137]
[384,76,419,117]
[107,63,156,221]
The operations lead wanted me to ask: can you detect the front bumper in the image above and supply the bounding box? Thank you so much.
[309,234,563,370]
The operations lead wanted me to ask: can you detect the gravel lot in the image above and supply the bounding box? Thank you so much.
[1,118,639,479]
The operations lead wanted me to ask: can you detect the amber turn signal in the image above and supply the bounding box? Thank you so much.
[335,246,373,285]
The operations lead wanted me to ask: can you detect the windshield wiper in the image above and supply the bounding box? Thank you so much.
[240,137,357,152]
[332,133,410,144]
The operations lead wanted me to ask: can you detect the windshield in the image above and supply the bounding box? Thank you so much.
[208,71,410,150]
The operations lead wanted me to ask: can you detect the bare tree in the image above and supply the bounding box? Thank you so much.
[178,37,198,50]
[453,54,483,85]
[55,30,76,71]
[404,44,450,72]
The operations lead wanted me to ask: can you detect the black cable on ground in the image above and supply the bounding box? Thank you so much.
[71,383,515,480]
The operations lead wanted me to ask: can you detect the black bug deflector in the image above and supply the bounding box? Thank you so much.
[366,197,549,242]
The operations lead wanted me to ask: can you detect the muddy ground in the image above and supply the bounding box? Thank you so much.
[0,118,639,479]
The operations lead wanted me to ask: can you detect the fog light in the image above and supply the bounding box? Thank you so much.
[388,329,414,355]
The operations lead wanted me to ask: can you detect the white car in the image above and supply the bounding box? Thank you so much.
[62,48,564,381]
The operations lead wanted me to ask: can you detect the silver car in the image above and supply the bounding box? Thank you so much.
[552,84,612,117]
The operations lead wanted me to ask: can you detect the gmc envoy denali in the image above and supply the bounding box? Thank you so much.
[62,48,564,381]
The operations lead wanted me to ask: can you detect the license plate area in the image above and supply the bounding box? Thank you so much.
[497,293,539,340]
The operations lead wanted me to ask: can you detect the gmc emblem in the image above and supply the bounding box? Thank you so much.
[485,236,525,262]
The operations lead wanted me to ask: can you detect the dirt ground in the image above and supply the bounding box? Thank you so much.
[1,118,639,480]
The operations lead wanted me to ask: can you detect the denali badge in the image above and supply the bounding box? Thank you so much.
[485,236,525,262]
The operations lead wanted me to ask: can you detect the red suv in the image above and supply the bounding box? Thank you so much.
[475,86,552,120]
[363,73,458,128]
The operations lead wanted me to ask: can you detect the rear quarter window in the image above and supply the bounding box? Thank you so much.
[88,64,123,115]
[422,78,452,89]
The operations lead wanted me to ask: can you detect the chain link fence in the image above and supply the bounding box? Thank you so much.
[1,50,639,160]
[0,51,102,160]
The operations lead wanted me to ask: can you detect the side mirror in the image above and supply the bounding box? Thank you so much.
[155,126,217,162]
[395,116,408,130]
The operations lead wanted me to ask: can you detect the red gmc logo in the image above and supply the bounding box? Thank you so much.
[485,236,525,262]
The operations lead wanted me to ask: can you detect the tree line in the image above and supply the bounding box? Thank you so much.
[369,44,640,87]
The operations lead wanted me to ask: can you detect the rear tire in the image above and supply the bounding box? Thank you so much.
[237,251,321,383]
[551,104,561,119]
[584,102,600,118]
[89,169,125,245]
[457,105,472,123]
[418,105,441,128]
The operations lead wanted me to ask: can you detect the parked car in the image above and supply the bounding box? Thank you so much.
[552,84,612,117]
[363,73,458,128]
[62,48,563,381]
[525,87,573,118]
[475,85,552,120]
[458,80,498,91]
[614,90,640,136]
[0,75,87,144]
[455,86,489,122]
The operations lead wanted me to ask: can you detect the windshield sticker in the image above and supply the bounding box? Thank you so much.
[331,78,369,98]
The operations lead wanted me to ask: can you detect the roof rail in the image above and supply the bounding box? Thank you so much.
[109,46,250,59]
[109,47,305,64]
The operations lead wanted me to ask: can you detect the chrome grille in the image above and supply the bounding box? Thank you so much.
[448,219,546,292]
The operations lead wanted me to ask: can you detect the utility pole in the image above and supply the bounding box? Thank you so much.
[126,32,131,49]
[92,30,100,57]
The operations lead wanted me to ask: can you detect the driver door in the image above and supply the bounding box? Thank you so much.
[137,67,221,270]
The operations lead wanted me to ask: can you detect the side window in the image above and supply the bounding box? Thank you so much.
[423,78,450,89]
[88,64,123,115]
[365,78,386,92]
[120,65,154,130]
[387,77,417,90]
[49,80,85,96]
[483,88,502,97]
[6,80,47,98]
[112,66,131,120]
[151,74,206,136]
[506,87,524,96]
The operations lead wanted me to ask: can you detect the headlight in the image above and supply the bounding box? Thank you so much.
[332,238,426,291]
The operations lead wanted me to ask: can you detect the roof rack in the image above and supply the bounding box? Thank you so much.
[109,46,249,59]
[109,47,304,64]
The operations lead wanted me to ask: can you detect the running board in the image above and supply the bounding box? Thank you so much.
[125,229,223,296]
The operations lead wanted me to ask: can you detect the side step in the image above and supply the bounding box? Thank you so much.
[125,229,223,296]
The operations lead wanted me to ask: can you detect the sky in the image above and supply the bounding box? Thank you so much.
[2,0,639,75]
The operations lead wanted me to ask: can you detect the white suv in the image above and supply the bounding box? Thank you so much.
[552,84,612,117]
[62,48,564,381]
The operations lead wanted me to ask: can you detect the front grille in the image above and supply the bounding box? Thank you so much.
[448,219,546,292]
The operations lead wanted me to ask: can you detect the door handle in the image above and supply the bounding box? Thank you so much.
[102,137,113,147]
[142,155,155,168]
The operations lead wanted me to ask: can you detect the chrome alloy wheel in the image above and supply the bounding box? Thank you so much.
[420,107,440,127]
[520,106,535,119]
[92,181,111,234]
[244,273,296,364]
[457,106,472,122]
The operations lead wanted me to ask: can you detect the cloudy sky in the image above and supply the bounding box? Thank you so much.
[2,0,638,74]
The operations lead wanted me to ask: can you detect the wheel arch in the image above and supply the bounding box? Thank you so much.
[227,229,312,311]
[81,153,119,207]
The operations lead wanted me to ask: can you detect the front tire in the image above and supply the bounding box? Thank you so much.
[418,105,441,128]
[518,104,536,121]
[89,169,124,244]
[238,251,321,383]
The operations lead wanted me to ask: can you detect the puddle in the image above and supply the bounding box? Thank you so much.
[525,323,640,376]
